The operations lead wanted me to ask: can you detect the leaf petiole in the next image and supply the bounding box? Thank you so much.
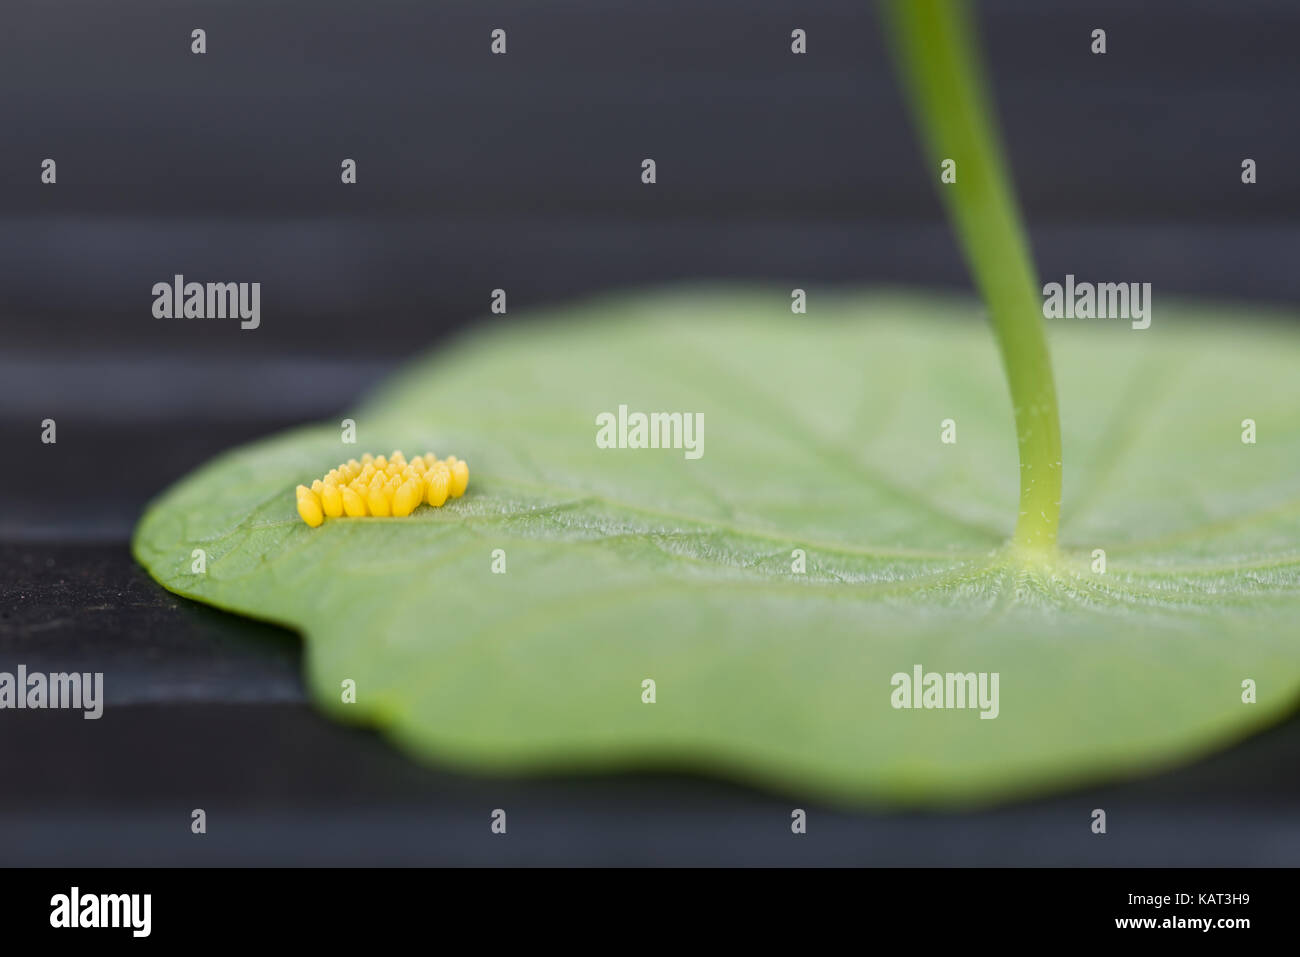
[882,0,1062,550]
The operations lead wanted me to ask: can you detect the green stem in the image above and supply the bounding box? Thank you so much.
[882,0,1062,549]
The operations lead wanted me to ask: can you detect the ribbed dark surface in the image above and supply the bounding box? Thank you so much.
[1,0,1297,353]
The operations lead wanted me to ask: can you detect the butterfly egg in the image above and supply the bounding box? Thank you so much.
[301,451,469,525]
[320,482,344,518]
[448,458,469,497]
[341,484,368,517]
[295,484,324,527]
[366,484,392,516]
[425,467,450,507]
[392,478,422,517]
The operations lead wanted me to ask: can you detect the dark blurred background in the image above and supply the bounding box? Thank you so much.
[1,0,1298,864]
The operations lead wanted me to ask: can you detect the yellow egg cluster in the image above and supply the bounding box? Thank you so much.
[295,451,468,527]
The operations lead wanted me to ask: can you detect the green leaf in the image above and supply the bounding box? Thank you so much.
[133,288,1300,806]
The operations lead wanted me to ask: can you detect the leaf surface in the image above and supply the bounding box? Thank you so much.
[133,288,1300,805]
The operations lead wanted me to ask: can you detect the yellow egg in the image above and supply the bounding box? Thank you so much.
[320,483,344,518]
[300,451,469,526]
[448,458,469,497]
[341,485,368,517]
[392,479,422,517]
[367,485,391,517]
[425,467,450,507]
[295,485,324,527]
